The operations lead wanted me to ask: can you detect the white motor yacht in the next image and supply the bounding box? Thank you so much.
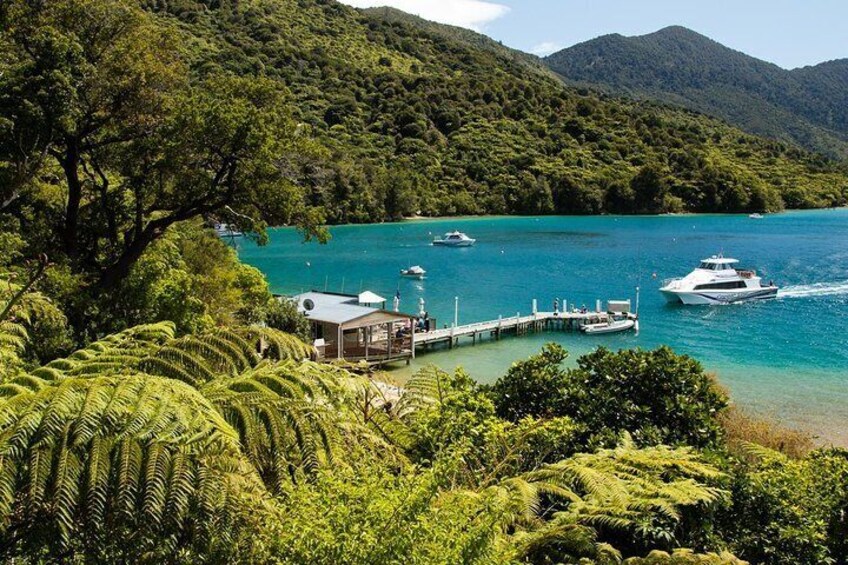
[400,265,426,279]
[432,231,475,247]
[660,256,778,305]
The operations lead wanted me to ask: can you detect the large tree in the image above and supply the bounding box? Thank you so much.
[0,0,323,290]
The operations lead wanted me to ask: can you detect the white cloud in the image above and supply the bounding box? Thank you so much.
[529,41,564,56]
[341,0,510,32]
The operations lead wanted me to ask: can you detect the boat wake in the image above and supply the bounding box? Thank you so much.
[778,281,848,299]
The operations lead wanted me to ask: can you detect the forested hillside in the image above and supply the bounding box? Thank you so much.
[545,26,848,160]
[145,1,847,221]
[4,2,848,563]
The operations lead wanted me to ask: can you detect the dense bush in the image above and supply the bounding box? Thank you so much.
[718,447,848,564]
[133,0,848,224]
[491,344,728,448]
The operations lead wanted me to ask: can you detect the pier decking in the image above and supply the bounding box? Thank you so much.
[413,310,612,351]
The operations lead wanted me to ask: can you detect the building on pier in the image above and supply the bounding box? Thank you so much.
[293,291,417,364]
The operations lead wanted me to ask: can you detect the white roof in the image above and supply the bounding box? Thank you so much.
[292,291,410,327]
[358,291,386,304]
[701,257,738,264]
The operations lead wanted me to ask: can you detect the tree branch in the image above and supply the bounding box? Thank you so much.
[0,254,50,322]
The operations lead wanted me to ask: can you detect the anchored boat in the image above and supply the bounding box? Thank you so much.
[660,255,778,305]
[580,298,639,335]
[581,317,638,335]
[432,231,475,247]
[400,265,426,279]
[214,223,243,238]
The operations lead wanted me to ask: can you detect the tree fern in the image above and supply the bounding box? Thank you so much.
[522,439,725,551]
[32,322,176,381]
[0,271,63,374]
[0,374,267,558]
[200,361,340,490]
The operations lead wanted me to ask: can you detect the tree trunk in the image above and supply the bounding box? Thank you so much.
[61,140,83,259]
[95,224,160,292]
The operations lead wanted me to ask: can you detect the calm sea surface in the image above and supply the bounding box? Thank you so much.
[238,210,848,443]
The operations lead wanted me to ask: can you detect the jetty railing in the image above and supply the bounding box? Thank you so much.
[413,309,613,351]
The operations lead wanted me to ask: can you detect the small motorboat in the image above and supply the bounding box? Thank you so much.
[660,255,778,305]
[749,213,764,219]
[432,231,475,247]
[581,316,638,335]
[400,265,426,279]
[214,223,243,238]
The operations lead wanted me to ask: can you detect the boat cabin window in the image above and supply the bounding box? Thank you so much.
[698,261,732,271]
[694,281,747,290]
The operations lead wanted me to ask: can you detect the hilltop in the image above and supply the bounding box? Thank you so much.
[545,26,848,159]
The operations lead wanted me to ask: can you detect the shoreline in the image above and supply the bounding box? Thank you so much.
[382,340,846,448]
[239,210,848,449]
[293,207,848,231]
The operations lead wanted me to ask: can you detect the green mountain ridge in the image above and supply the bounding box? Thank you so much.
[545,26,848,159]
[361,6,555,79]
[146,2,845,220]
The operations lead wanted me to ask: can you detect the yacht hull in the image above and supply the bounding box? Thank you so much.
[581,319,637,334]
[661,287,778,305]
[432,240,475,247]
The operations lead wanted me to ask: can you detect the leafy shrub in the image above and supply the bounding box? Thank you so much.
[491,345,728,449]
[719,447,848,564]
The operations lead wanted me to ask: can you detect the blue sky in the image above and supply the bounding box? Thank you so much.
[341,0,847,69]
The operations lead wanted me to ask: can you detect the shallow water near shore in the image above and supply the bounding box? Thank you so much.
[237,210,848,444]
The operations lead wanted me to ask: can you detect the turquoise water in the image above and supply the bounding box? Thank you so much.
[238,210,848,443]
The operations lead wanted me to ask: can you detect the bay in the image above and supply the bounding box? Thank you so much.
[237,210,848,444]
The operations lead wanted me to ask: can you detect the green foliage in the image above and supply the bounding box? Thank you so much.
[399,365,501,463]
[546,25,848,160]
[0,270,71,373]
[566,347,728,449]
[517,437,726,559]
[623,548,747,564]
[491,343,572,421]
[265,464,515,564]
[0,373,266,560]
[134,0,847,224]
[717,445,848,564]
[107,222,277,335]
[0,321,375,562]
[492,345,728,449]
[264,296,312,341]
[0,0,324,296]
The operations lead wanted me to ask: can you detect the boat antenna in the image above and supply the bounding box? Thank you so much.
[635,285,640,317]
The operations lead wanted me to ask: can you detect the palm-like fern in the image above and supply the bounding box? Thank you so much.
[200,360,354,490]
[0,319,384,552]
[0,374,267,556]
[0,271,61,374]
[505,436,725,561]
[0,318,322,551]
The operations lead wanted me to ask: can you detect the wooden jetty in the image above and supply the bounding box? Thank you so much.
[413,309,613,352]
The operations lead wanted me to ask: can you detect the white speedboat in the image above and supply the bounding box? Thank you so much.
[581,317,638,335]
[660,256,778,305]
[749,213,764,219]
[432,231,475,247]
[400,265,426,279]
